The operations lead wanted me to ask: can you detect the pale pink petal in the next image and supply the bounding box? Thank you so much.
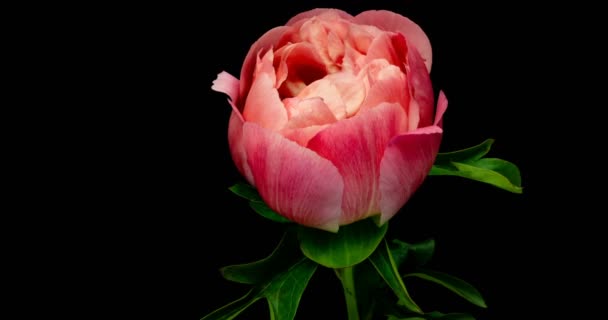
[346,24,378,54]
[243,122,343,232]
[243,50,288,130]
[212,71,244,121]
[228,112,254,185]
[354,10,433,71]
[435,90,448,126]
[359,62,410,130]
[365,32,408,70]
[240,26,290,102]
[328,73,367,117]
[211,71,240,104]
[307,103,406,224]
[406,45,434,128]
[378,125,443,224]
[275,42,327,98]
[286,8,353,26]
[281,124,328,147]
[284,98,338,128]
[297,78,347,120]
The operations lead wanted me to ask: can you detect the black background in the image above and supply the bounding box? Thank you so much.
[90,1,567,319]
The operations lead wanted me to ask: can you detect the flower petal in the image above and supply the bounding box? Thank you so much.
[240,26,290,103]
[243,122,344,232]
[243,50,288,130]
[359,61,410,131]
[378,126,443,224]
[307,103,406,224]
[286,8,353,26]
[365,32,408,71]
[354,10,433,71]
[211,71,239,104]
[284,97,338,128]
[228,112,254,185]
[435,90,448,126]
[407,45,434,128]
[275,42,327,98]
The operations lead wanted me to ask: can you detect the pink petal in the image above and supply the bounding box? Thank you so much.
[297,78,347,120]
[286,8,353,26]
[435,90,448,126]
[284,97,338,128]
[354,10,433,71]
[243,50,288,130]
[307,103,406,224]
[406,45,435,128]
[212,71,244,122]
[378,125,443,224]
[281,124,328,147]
[228,111,254,185]
[243,122,344,232]
[359,62,410,131]
[365,32,408,71]
[275,42,327,98]
[240,26,290,103]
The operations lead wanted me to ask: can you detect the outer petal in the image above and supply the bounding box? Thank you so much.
[243,122,344,232]
[212,71,244,122]
[243,50,288,130]
[228,112,254,185]
[354,10,433,71]
[435,90,448,126]
[378,125,444,224]
[286,8,353,26]
[307,103,406,224]
[240,26,290,102]
[211,71,239,103]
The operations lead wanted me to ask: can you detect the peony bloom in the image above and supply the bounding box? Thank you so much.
[212,8,447,232]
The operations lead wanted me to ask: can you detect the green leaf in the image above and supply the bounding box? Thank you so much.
[404,269,487,308]
[221,230,300,285]
[390,239,435,269]
[229,182,292,223]
[369,240,422,313]
[434,139,494,164]
[388,309,474,320]
[297,217,388,268]
[429,158,522,193]
[426,311,475,320]
[202,258,317,320]
[249,201,291,223]
[229,182,263,202]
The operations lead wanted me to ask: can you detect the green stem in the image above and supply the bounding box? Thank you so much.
[335,266,360,320]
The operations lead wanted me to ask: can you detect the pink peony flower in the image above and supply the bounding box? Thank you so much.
[212,8,447,232]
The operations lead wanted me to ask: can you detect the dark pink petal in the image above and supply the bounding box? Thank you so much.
[243,122,344,232]
[406,45,435,128]
[240,26,290,103]
[354,10,433,71]
[307,103,406,224]
[378,125,443,224]
[286,8,353,26]
[435,90,448,126]
[228,112,254,185]
[243,50,288,130]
